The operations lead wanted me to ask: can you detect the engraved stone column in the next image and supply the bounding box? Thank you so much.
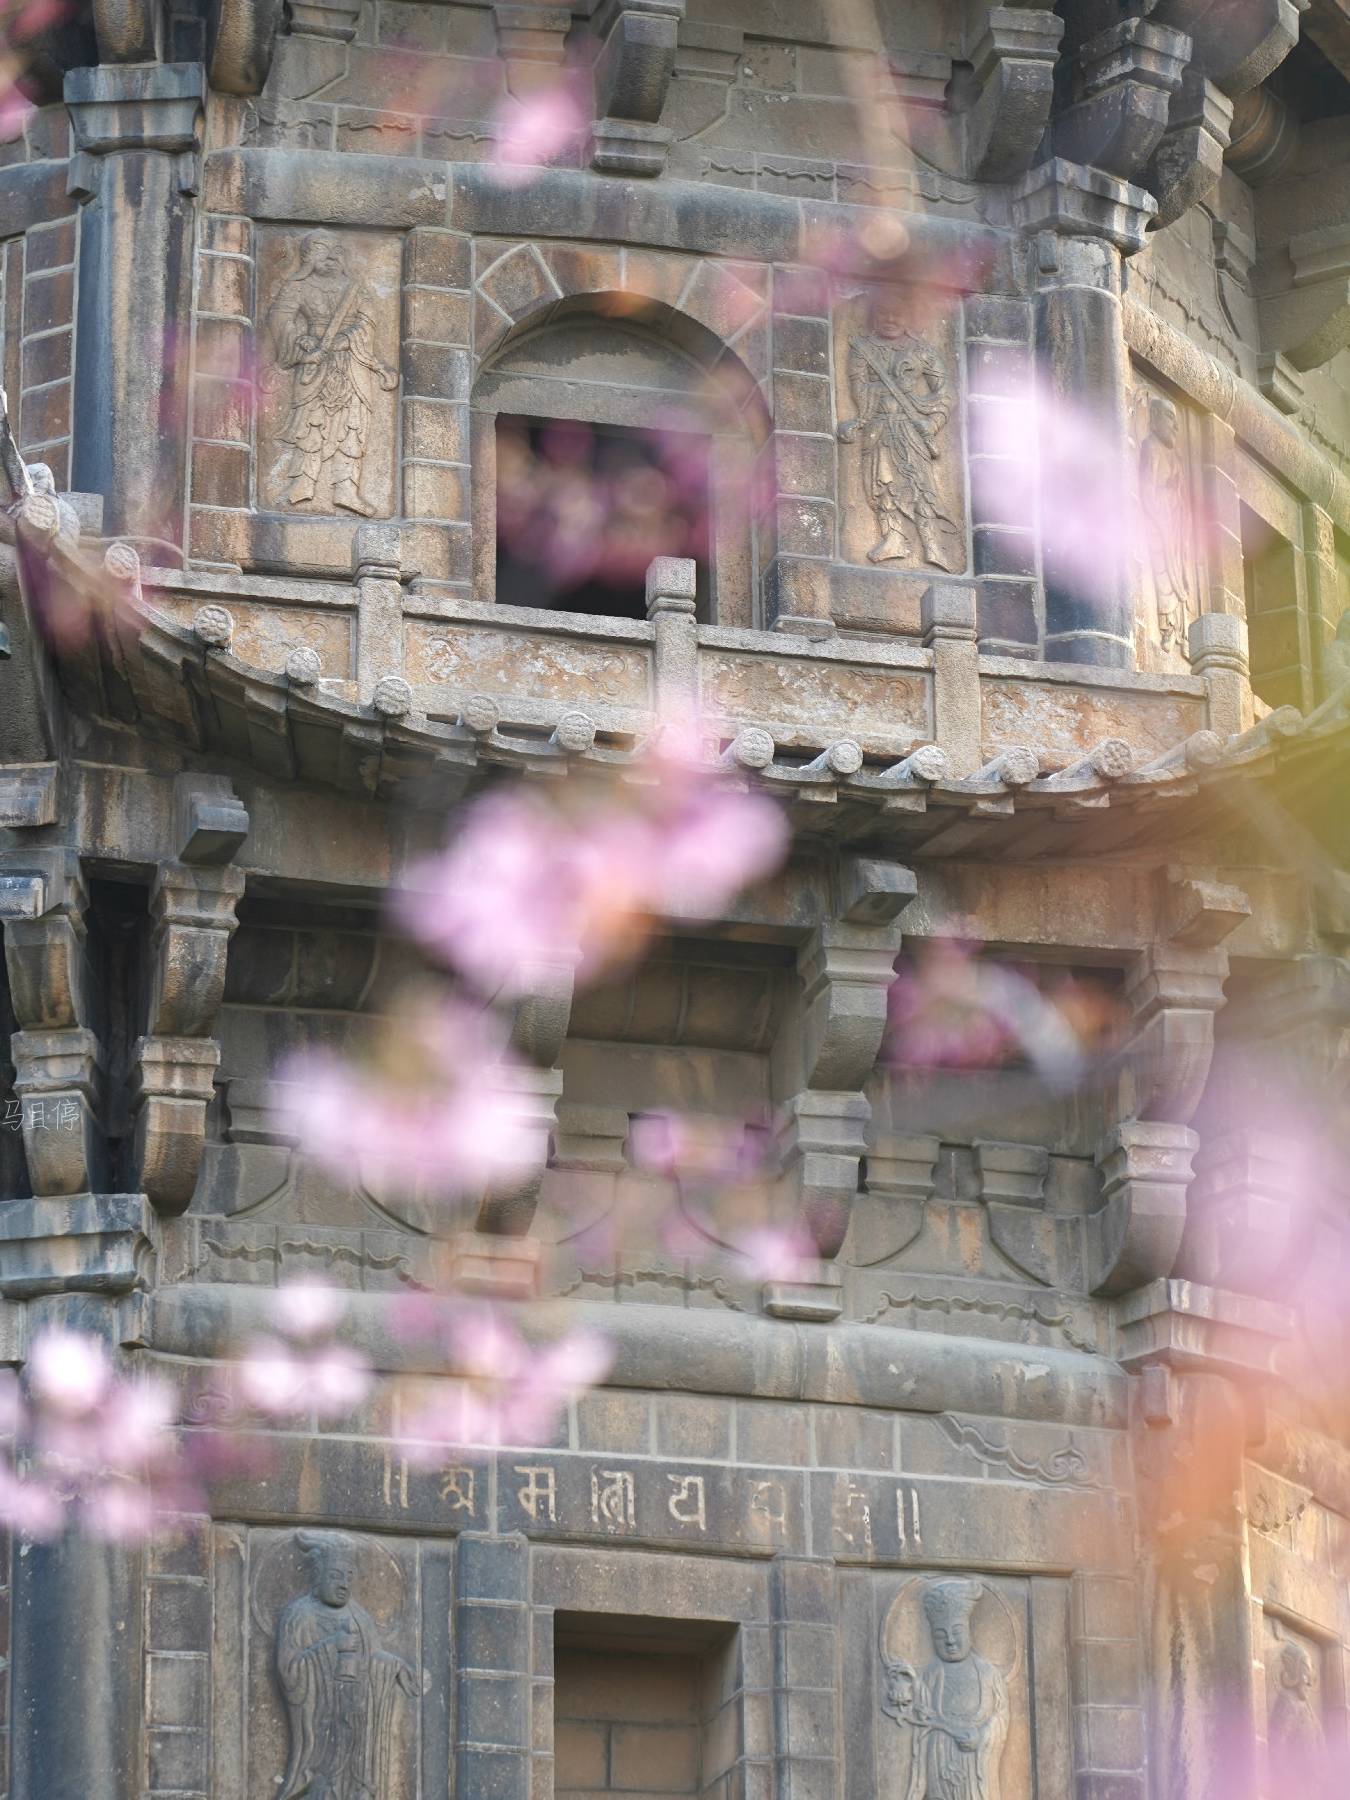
[65,63,204,546]
[922,582,982,777]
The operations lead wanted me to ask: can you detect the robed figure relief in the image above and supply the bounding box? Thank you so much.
[839,292,963,572]
[1137,393,1195,654]
[275,1531,420,1800]
[1268,1639,1327,1774]
[883,1579,1010,1800]
[265,231,398,517]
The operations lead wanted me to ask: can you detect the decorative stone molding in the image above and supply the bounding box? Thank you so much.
[492,2,571,98]
[285,0,361,40]
[588,0,686,176]
[1118,940,1231,1125]
[845,1131,940,1266]
[1016,158,1158,255]
[65,62,205,196]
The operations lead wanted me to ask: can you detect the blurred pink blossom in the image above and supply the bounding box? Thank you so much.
[399,1305,612,1457]
[730,1222,818,1284]
[887,941,1088,1082]
[275,998,548,1202]
[491,78,585,182]
[273,1276,347,1341]
[399,758,787,993]
[238,1335,372,1424]
[28,1328,112,1415]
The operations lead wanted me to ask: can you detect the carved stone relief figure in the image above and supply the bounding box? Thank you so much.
[1131,386,1198,666]
[882,1578,1012,1800]
[838,289,964,573]
[262,230,398,518]
[274,1530,421,1800]
[1267,1635,1326,1773]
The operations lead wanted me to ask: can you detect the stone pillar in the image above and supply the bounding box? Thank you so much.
[645,554,698,715]
[922,581,982,776]
[1017,162,1156,668]
[770,1556,840,1799]
[964,293,1039,655]
[453,1534,535,1799]
[352,523,407,707]
[1189,611,1251,739]
[65,63,204,546]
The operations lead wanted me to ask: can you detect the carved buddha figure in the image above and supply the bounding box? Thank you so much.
[884,1578,1009,1800]
[275,1530,419,1800]
[839,290,962,572]
[265,231,397,518]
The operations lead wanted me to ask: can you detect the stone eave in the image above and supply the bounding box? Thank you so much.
[26,527,1348,867]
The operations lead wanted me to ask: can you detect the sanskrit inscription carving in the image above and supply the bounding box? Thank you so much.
[275,1530,420,1800]
[261,230,399,518]
[838,290,963,573]
[883,1579,1012,1800]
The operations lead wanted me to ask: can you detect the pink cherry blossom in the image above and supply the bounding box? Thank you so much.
[274,998,548,1203]
[491,78,586,183]
[0,1464,64,1540]
[237,1335,373,1424]
[398,755,787,993]
[730,1222,819,1284]
[399,1306,612,1457]
[272,1277,347,1342]
[27,1328,112,1415]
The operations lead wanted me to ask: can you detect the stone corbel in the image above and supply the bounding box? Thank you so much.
[588,0,686,176]
[131,778,248,1214]
[1258,222,1350,372]
[0,851,102,1196]
[1144,64,1234,228]
[472,952,578,1268]
[206,0,285,96]
[286,0,362,40]
[1052,17,1191,184]
[1156,0,1304,99]
[93,0,161,63]
[1117,937,1232,1124]
[963,7,1065,182]
[1087,1118,1197,1295]
[492,3,572,98]
[767,860,916,1319]
[975,1140,1060,1286]
[843,1131,939,1267]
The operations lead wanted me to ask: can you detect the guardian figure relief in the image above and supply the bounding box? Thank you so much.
[265,231,398,518]
[839,292,963,573]
[274,1530,420,1800]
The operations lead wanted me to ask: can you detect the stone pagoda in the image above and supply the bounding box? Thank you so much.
[0,0,1348,1796]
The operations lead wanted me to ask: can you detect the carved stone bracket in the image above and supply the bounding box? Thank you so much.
[0,851,103,1196]
[475,952,578,1250]
[493,2,572,97]
[1118,939,1231,1124]
[206,0,285,95]
[65,62,206,198]
[768,861,916,1318]
[1016,157,1158,254]
[1052,18,1191,184]
[975,1139,1062,1287]
[964,7,1065,182]
[588,0,686,176]
[285,0,362,40]
[1145,65,1235,228]
[130,786,248,1214]
[844,1131,940,1266]
[1258,222,1350,372]
[1087,1119,1197,1295]
[1156,0,1305,98]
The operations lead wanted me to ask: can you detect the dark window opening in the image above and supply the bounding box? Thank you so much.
[495,414,711,621]
[1241,503,1309,712]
